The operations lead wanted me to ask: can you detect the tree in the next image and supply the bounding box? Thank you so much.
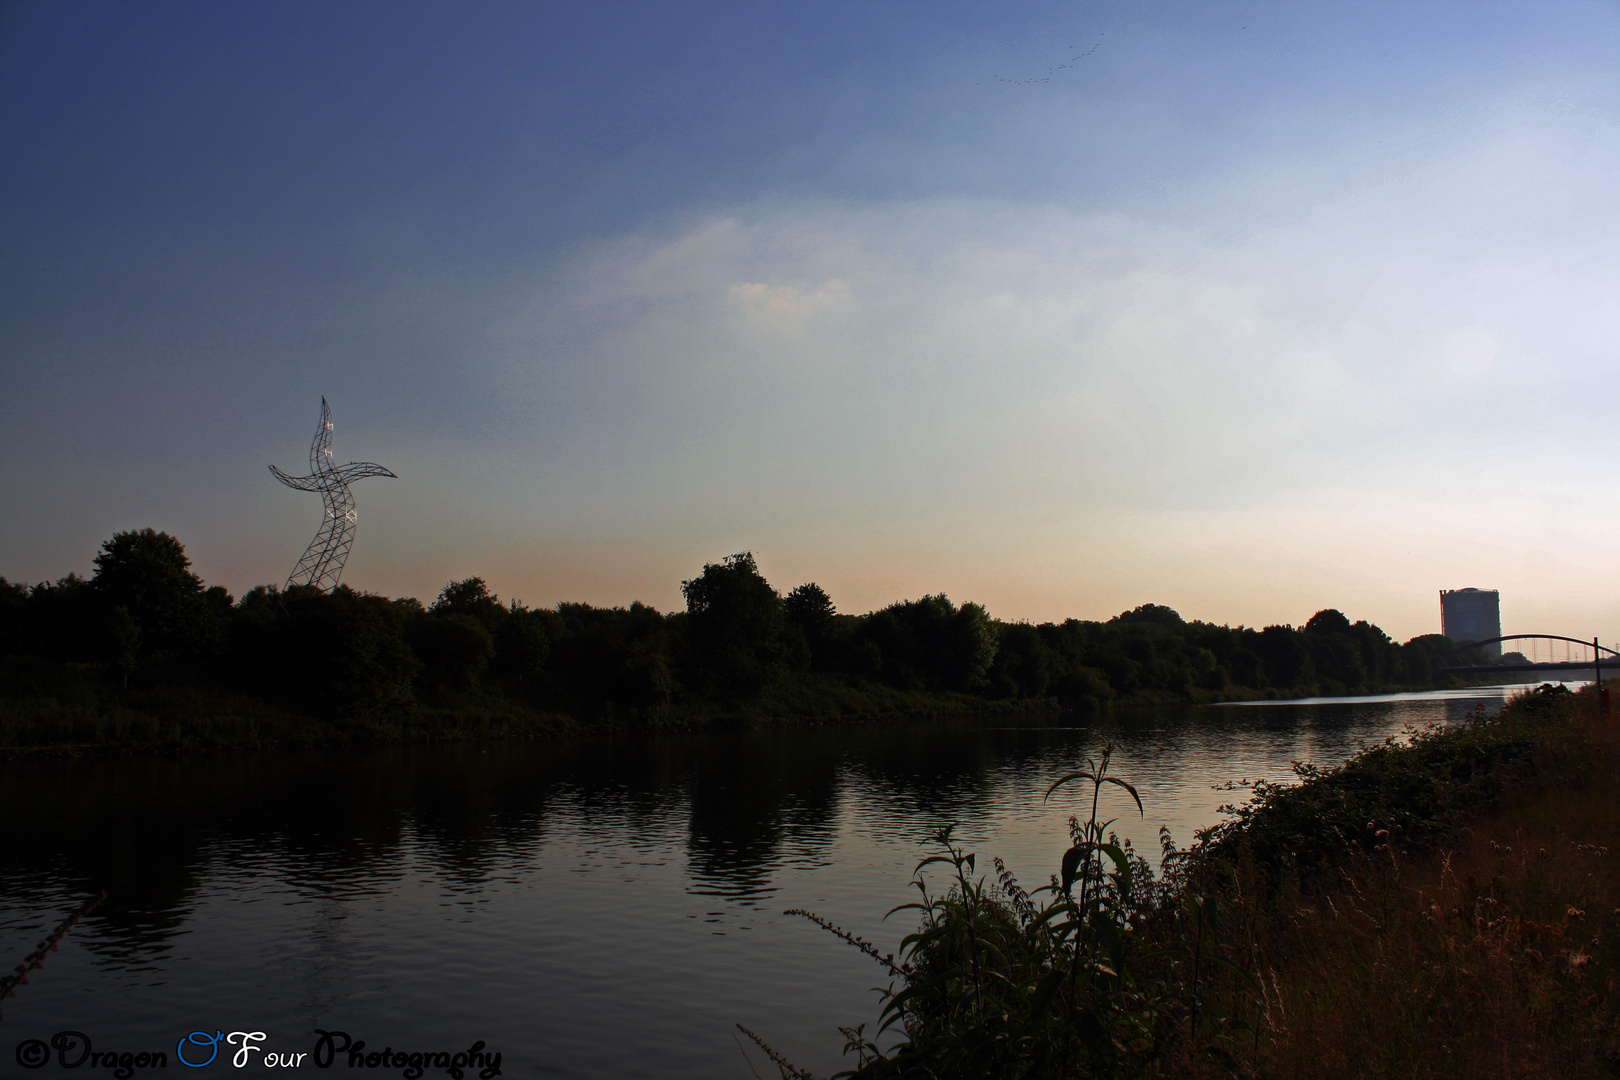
[785,583,838,670]
[1114,603,1186,629]
[1303,609,1352,637]
[785,582,836,632]
[431,577,507,635]
[990,622,1052,699]
[549,601,675,716]
[1302,609,1365,689]
[1401,634,1448,685]
[860,595,997,692]
[106,606,140,688]
[681,552,786,694]
[90,528,207,658]
[1224,645,1265,688]
[494,603,560,684]
[279,586,420,719]
[951,602,998,691]
[412,613,496,693]
[1255,625,1311,689]
[0,577,26,657]
[25,573,98,662]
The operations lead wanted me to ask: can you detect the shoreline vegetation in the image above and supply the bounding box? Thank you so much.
[760,682,1618,1079]
[5,528,1493,758]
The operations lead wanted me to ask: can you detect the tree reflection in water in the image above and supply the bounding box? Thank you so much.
[0,692,1509,1079]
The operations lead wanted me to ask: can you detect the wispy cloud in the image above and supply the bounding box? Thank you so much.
[4,3,1618,641]
[368,96,1620,632]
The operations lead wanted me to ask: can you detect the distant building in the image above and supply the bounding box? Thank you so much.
[1440,588,1501,657]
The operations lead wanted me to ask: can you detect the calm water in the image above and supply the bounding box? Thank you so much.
[1,687,1536,1077]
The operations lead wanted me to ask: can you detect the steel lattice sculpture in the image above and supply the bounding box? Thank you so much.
[270,397,396,591]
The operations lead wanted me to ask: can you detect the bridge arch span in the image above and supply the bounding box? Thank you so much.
[1437,634,1620,662]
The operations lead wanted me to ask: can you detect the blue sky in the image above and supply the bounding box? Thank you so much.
[3,0,1618,641]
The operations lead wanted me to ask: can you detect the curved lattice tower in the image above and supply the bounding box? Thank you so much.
[270,398,397,591]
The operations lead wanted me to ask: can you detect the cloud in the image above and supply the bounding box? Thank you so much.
[483,131,1620,528]
[367,96,1620,634]
[1443,327,1499,375]
[728,279,852,322]
[10,74,1618,640]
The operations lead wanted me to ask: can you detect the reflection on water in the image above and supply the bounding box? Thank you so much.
[0,688,1524,1077]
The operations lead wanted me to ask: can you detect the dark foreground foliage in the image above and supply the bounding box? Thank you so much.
[757,684,1611,1078]
[3,528,1479,753]
[1203,683,1579,879]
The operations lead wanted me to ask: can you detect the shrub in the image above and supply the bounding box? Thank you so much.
[751,747,1249,1079]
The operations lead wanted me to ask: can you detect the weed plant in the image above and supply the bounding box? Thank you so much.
[747,746,1256,1078]
[762,684,1611,1079]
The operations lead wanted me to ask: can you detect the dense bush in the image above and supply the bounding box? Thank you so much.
[1204,683,1573,878]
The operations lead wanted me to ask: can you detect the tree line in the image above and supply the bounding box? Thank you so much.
[0,529,1465,726]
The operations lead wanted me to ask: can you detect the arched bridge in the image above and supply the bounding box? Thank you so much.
[1436,634,1620,676]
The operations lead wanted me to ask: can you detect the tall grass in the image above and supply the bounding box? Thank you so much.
[766,684,1609,1079]
[1216,683,1620,1079]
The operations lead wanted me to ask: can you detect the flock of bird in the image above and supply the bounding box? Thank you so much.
[981,25,1248,87]
[984,36,1103,86]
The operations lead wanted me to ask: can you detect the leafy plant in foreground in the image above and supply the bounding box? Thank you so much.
[747,745,1252,1079]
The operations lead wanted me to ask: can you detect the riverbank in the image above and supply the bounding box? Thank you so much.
[792,682,1614,1079]
[0,649,1496,761]
[0,653,1473,761]
[6,533,1475,763]
[0,656,1058,759]
[1201,682,1620,1078]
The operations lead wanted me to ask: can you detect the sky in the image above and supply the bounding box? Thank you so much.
[2,0,1618,643]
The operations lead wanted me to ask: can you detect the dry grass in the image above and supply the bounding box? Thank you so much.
[1201,691,1620,1079]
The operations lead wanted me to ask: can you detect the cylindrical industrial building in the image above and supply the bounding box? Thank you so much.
[1440,588,1501,657]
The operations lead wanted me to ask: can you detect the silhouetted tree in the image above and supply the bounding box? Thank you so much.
[106,606,140,688]
[90,528,207,658]
[785,583,838,671]
[550,601,675,716]
[860,595,997,692]
[25,573,98,662]
[280,586,420,719]
[5,524,1466,735]
[682,553,786,695]
[1114,603,1186,629]
[0,577,26,657]
[494,603,560,684]
[1224,644,1265,688]
[431,577,507,635]
[1256,625,1311,689]
[1303,609,1352,636]
[990,622,1052,699]
[1302,609,1366,689]
[412,613,496,693]
[1402,634,1450,685]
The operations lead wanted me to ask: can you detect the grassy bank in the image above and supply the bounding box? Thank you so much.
[770,683,1615,1079]
[0,656,1052,758]
[0,648,1466,759]
[1203,683,1620,1079]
